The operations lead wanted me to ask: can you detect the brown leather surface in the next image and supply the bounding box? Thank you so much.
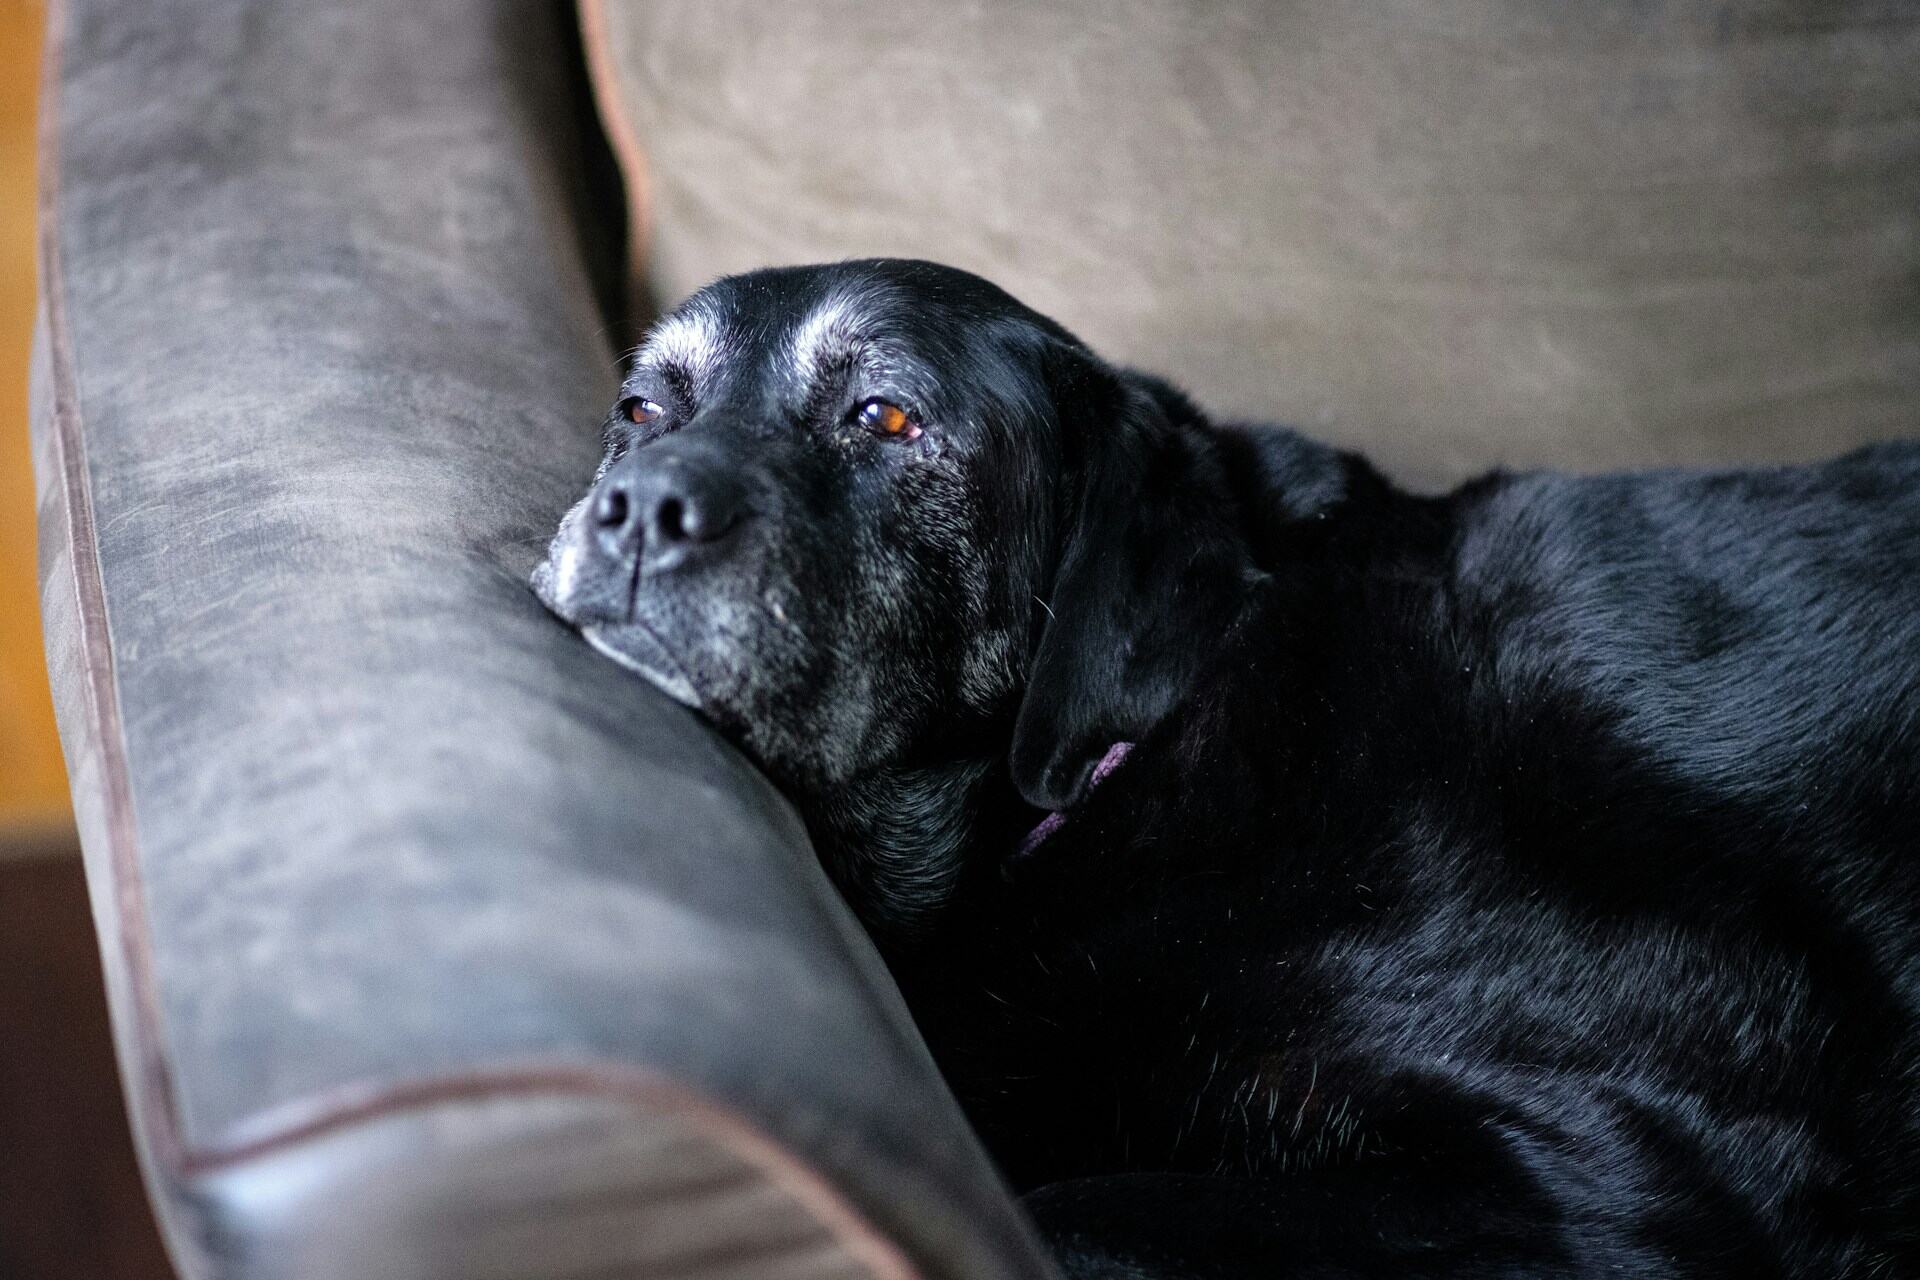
[585,0,1920,482]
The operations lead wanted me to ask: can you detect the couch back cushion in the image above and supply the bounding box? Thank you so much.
[583,0,1918,481]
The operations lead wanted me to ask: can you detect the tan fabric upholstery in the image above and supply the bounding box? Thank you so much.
[584,0,1918,482]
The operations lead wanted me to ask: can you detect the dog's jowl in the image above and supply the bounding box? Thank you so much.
[537,259,1920,1279]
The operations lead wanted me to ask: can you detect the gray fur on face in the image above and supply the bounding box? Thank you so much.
[535,263,1063,936]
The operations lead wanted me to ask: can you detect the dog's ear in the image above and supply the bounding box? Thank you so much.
[1008,351,1260,811]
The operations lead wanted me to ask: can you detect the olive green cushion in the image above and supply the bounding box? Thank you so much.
[585,0,1918,482]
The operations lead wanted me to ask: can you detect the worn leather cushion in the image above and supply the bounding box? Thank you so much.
[584,0,1919,482]
[36,2,1048,1276]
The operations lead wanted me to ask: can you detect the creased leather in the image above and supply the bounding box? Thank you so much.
[33,2,1052,1276]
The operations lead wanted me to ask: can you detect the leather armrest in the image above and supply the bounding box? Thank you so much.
[32,3,1050,1276]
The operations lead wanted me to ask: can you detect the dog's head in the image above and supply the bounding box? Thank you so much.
[535,260,1323,936]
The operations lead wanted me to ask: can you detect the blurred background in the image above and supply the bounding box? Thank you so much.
[0,2,175,1276]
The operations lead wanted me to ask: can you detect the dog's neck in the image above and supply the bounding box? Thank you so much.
[799,428,1418,953]
[797,752,1033,951]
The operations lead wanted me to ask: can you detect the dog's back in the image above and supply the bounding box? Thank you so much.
[1452,440,1920,825]
[931,439,1920,1276]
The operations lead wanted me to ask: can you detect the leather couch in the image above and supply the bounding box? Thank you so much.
[33,2,1916,1278]
[34,3,1049,1277]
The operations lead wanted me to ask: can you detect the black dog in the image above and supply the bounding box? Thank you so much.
[535,259,1920,1278]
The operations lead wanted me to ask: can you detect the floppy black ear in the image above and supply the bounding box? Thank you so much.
[1009,356,1261,811]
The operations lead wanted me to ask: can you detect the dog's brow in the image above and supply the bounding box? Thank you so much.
[636,308,726,387]
[786,289,885,384]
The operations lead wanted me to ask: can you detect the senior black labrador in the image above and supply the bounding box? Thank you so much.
[535,259,1920,1278]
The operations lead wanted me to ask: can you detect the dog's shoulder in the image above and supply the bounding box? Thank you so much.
[1207,420,1355,524]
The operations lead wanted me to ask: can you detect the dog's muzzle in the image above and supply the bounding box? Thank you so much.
[539,442,748,627]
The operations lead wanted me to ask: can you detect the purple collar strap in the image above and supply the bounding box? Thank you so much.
[1014,741,1135,859]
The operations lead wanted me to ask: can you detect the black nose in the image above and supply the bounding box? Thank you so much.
[590,461,744,574]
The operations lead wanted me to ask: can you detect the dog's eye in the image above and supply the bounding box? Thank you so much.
[620,397,664,425]
[857,398,921,441]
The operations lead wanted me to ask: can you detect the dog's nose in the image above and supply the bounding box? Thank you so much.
[590,463,743,574]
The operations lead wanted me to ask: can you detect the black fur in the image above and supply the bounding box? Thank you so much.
[537,260,1920,1278]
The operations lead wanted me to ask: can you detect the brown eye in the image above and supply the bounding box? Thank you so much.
[624,397,664,425]
[858,398,920,440]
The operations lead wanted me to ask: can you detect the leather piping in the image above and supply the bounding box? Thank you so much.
[36,0,188,1175]
[190,1062,920,1280]
[35,5,920,1276]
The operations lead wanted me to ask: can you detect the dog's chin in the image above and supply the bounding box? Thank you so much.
[532,554,704,709]
[582,622,703,710]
